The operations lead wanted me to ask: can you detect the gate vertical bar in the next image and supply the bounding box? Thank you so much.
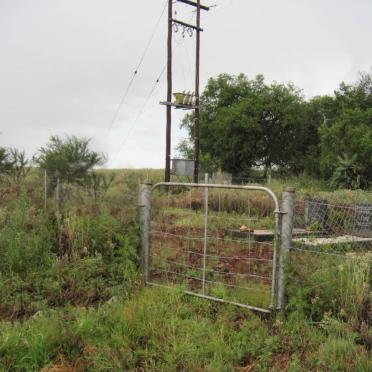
[277,187,295,310]
[202,174,209,294]
[138,183,152,283]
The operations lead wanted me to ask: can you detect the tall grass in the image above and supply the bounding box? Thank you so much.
[0,190,140,321]
[0,288,370,371]
[0,194,55,277]
[0,172,370,370]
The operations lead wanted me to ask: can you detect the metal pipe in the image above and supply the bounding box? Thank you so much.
[152,182,280,213]
[148,282,271,314]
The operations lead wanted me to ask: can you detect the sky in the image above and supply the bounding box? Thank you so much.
[0,0,371,168]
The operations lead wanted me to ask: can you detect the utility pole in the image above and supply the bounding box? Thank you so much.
[194,0,201,183]
[165,0,173,182]
[162,0,209,182]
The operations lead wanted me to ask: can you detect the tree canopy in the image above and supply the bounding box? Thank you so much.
[179,74,318,177]
[178,71,372,188]
[0,147,13,174]
[35,136,105,185]
[318,72,372,188]
[0,147,30,187]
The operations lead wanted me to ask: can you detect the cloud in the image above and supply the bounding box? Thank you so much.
[0,0,371,168]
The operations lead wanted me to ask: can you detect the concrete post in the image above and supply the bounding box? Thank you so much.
[277,187,295,310]
[202,173,209,295]
[138,183,152,283]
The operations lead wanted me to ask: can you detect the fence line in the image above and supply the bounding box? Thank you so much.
[140,182,371,315]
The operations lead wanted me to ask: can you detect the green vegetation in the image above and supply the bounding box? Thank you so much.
[0,287,370,371]
[0,113,372,372]
[179,70,372,189]
[0,139,370,370]
[36,135,105,184]
[0,192,139,322]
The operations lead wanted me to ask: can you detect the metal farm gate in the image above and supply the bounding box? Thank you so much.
[138,182,294,313]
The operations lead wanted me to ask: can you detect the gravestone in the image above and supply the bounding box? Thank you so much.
[353,204,372,238]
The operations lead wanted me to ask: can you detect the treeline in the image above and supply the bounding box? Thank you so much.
[179,70,372,189]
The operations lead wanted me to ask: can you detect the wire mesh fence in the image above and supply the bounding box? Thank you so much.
[138,182,371,316]
[145,183,281,312]
[289,198,372,322]
[0,170,143,230]
[293,199,372,250]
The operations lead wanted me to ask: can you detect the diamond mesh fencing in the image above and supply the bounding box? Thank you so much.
[293,199,372,250]
[290,198,372,322]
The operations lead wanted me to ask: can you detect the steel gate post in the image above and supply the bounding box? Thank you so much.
[277,187,295,310]
[138,183,152,283]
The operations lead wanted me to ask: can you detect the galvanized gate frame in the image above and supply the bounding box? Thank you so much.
[138,182,295,313]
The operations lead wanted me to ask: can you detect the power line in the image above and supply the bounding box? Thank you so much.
[112,13,197,162]
[112,66,166,161]
[106,0,168,134]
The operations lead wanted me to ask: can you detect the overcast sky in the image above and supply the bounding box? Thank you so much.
[0,0,371,168]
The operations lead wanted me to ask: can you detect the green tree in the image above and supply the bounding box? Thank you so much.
[36,136,105,188]
[319,71,372,188]
[178,74,317,177]
[0,147,13,175]
[8,148,30,189]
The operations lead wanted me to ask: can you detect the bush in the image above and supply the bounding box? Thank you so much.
[286,250,371,324]
[0,194,55,277]
[0,192,140,320]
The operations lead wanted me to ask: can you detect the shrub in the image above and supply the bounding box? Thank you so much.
[286,249,371,328]
[0,194,55,277]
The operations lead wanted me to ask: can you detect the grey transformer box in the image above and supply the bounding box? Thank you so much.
[171,159,195,177]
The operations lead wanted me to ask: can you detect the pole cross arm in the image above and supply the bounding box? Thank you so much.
[172,19,204,32]
[177,0,210,11]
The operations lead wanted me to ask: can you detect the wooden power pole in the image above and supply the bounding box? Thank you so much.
[165,0,173,182]
[163,0,209,183]
[194,0,201,183]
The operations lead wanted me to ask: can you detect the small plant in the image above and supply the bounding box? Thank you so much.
[331,153,362,190]
[8,148,31,192]
[84,171,115,202]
